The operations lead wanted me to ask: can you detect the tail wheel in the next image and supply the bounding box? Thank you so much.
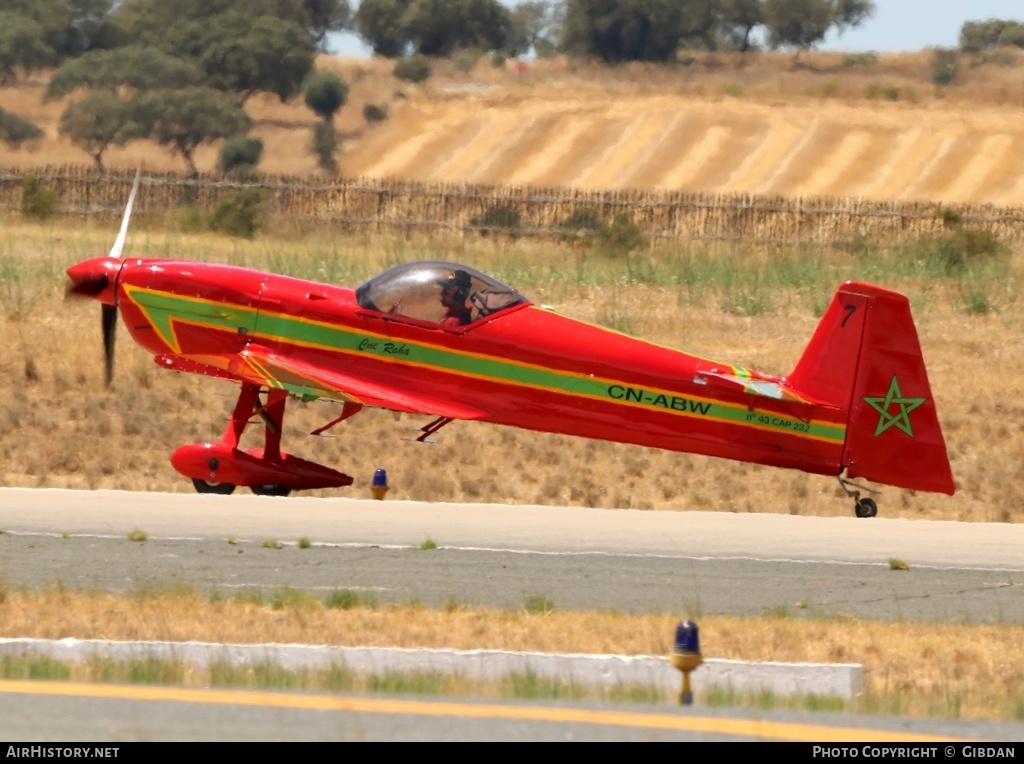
[854,498,878,518]
[250,484,292,497]
[192,478,236,495]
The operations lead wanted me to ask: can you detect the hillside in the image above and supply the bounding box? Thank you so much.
[5,50,1024,205]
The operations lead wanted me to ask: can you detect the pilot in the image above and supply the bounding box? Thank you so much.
[438,270,473,327]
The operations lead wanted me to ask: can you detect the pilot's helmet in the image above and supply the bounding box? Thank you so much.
[438,269,472,296]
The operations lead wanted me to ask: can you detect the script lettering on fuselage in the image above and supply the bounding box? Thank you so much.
[607,385,711,415]
[358,338,411,356]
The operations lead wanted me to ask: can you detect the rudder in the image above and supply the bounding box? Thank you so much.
[788,282,955,495]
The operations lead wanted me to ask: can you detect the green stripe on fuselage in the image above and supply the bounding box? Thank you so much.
[127,289,845,445]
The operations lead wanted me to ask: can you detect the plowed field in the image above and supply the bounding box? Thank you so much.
[6,51,1024,206]
[342,91,1024,205]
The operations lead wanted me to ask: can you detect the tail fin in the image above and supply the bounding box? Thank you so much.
[788,282,955,495]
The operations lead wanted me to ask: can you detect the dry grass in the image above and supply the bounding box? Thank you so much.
[1,586,1022,719]
[0,217,1021,522]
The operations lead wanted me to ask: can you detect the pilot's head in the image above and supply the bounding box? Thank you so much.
[438,269,472,303]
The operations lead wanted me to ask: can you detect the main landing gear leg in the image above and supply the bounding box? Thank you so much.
[249,388,291,497]
[837,476,880,518]
[190,382,266,496]
[173,383,356,495]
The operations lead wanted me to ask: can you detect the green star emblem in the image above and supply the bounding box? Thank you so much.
[863,376,926,438]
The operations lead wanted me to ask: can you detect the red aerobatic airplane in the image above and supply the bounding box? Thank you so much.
[67,173,955,517]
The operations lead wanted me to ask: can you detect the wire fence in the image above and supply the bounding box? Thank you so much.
[3,165,1024,247]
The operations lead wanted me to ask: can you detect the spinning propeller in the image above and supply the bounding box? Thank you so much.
[65,169,141,387]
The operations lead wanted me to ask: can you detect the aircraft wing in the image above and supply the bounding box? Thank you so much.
[158,346,488,422]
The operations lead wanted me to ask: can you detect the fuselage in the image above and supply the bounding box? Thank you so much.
[77,257,849,478]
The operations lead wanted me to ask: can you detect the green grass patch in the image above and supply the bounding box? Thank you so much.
[270,586,319,610]
[523,594,556,614]
[325,588,378,610]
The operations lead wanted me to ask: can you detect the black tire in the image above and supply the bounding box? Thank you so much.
[250,484,292,497]
[855,498,878,518]
[192,478,236,495]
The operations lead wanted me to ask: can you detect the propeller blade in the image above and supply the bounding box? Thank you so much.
[102,303,117,387]
[108,168,141,260]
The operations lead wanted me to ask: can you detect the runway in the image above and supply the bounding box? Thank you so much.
[0,487,1022,741]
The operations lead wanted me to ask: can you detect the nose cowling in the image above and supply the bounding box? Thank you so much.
[66,257,124,306]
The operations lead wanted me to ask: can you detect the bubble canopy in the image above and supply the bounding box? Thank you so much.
[355,260,528,327]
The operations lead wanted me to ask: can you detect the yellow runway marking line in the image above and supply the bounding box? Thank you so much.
[0,680,967,742]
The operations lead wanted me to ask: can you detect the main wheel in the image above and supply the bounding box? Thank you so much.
[250,484,292,497]
[192,478,236,495]
[854,498,878,518]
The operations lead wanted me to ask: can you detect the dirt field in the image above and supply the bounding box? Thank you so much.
[6,51,1024,205]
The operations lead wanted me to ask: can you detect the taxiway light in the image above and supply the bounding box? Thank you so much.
[371,468,389,500]
[670,619,703,705]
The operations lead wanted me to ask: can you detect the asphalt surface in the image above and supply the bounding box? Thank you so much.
[0,487,1022,741]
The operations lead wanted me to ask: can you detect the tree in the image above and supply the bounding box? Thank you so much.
[719,0,763,52]
[561,0,689,63]
[762,0,874,58]
[958,18,1024,52]
[0,108,43,148]
[161,12,316,102]
[303,72,350,122]
[303,72,349,173]
[507,0,562,57]
[60,0,121,56]
[46,46,203,100]
[0,13,56,83]
[354,0,410,57]
[58,90,133,172]
[2,0,119,59]
[404,0,513,57]
[355,0,512,58]
[298,0,354,50]
[130,88,252,176]
[112,0,344,51]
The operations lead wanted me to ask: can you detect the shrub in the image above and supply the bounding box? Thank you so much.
[929,228,1005,274]
[865,83,900,101]
[843,52,878,67]
[362,103,388,123]
[931,49,958,86]
[558,205,604,242]
[208,188,267,239]
[0,109,43,148]
[394,54,431,83]
[218,136,263,176]
[453,48,481,74]
[19,175,59,219]
[595,212,646,258]
[470,204,521,234]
